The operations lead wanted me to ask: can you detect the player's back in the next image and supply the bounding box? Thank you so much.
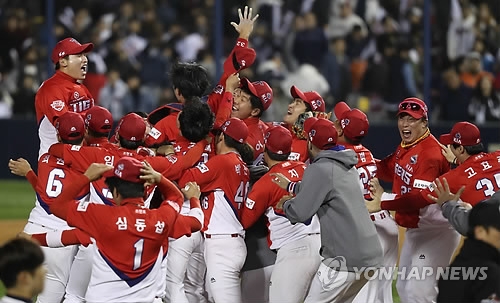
[261,161,319,249]
[75,202,174,303]
[28,153,89,230]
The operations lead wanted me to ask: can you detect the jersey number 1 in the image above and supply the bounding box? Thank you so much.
[133,239,144,270]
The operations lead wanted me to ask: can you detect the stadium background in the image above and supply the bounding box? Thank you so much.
[1,0,500,301]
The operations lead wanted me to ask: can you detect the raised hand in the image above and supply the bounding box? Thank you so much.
[225,73,241,93]
[84,163,113,182]
[139,161,162,186]
[230,6,259,40]
[8,158,32,176]
[426,177,465,207]
[439,143,456,164]
[182,182,201,200]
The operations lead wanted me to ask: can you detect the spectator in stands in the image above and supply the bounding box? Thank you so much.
[99,68,129,118]
[321,37,352,105]
[440,67,473,121]
[122,73,157,116]
[460,51,495,89]
[292,12,328,70]
[468,75,500,124]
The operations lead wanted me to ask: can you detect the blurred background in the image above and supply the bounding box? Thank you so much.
[1,0,500,179]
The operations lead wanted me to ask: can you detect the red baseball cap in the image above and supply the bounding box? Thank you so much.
[223,47,257,74]
[440,122,481,146]
[85,106,113,134]
[264,125,292,155]
[51,37,94,64]
[221,117,248,143]
[304,117,338,150]
[117,113,146,142]
[241,78,273,111]
[290,86,325,112]
[397,97,428,119]
[55,111,85,141]
[334,102,369,140]
[103,157,144,183]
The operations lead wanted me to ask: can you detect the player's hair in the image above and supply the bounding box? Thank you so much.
[129,111,148,119]
[344,134,363,145]
[265,148,289,162]
[452,143,484,155]
[0,238,44,288]
[88,128,111,138]
[55,55,69,70]
[304,102,312,113]
[105,177,144,199]
[241,87,264,118]
[170,62,211,99]
[119,137,143,150]
[223,134,254,165]
[61,136,84,145]
[179,98,215,142]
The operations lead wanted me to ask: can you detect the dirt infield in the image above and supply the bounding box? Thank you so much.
[0,220,27,245]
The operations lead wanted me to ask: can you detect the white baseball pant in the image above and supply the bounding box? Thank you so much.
[353,210,399,303]
[204,234,247,303]
[165,232,206,303]
[24,222,78,303]
[396,226,460,303]
[304,262,372,303]
[63,244,94,303]
[241,265,273,303]
[269,234,321,303]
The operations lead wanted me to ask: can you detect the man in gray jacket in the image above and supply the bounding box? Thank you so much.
[271,117,383,303]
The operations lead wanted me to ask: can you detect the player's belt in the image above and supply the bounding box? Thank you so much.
[204,233,242,239]
[370,211,388,222]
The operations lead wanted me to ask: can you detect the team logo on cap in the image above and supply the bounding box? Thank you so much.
[264,131,271,143]
[261,93,271,104]
[308,129,316,141]
[453,133,462,144]
[341,118,350,129]
[222,120,230,131]
[114,163,124,178]
[311,100,323,110]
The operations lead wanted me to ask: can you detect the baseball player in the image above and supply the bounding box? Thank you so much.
[0,238,46,303]
[147,6,258,146]
[164,100,216,303]
[374,97,459,303]
[178,117,251,303]
[332,102,399,303]
[271,117,383,303]
[231,78,273,164]
[43,157,203,303]
[84,106,114,148]
[36,37,94,158]
[240,125,321,303]
[282,86,327,162]
[21,111,89,303]
[368,121,500,214]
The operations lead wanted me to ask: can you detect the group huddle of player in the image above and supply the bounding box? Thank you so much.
[5,5,500,303]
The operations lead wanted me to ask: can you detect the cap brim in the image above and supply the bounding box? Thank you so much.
[102,168,115,179]
[397,109,424,119]
[303,117,319,134]
[240,78,258,97]
[334,102,351,121]
[74,43,94,55]
[290,85,307,101]
[439,134,453,145]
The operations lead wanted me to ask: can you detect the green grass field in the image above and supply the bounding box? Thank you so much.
[0,180,401,301]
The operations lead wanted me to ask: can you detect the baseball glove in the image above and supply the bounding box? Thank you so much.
[291,111,314,139]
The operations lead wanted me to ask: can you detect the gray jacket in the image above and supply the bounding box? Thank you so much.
[283,148,383,271]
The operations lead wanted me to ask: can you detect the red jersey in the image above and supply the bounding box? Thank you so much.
[27,153,89,230]
[243,117,268,164]
[377,134,450,228]
[174,135,215,164]
[148,113,180,144]
[343,143,378,200]
[241,161,320,249]
[382,151,500,212]
[36,71,94,158]
[51,174,199,302]
[288,136,309,163]
[179,152,250,235]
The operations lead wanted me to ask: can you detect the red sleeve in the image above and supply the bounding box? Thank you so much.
[26,170,38,190]
[156,176,184,210]
[36,85,68,124]
[31,229,92,247]
[212,92,233,130]
[376,153,396,182]
[381,190,433,211]
[164,139,208,180]
[49,144,100,173]
[240,177,272,229]
[50,174,90,220]
[178,158,219,189]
